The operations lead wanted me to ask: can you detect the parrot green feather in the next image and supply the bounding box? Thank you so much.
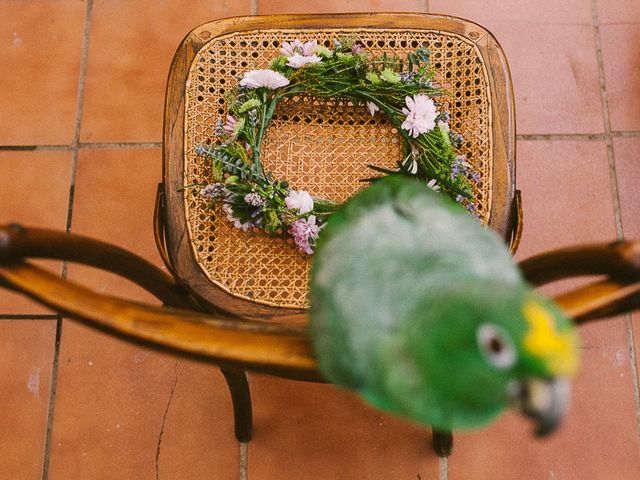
[310,176,579,433]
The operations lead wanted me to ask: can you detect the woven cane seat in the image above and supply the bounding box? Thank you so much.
[163,14,515,318]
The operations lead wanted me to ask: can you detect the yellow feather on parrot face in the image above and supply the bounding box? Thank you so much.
[522,300,579,378]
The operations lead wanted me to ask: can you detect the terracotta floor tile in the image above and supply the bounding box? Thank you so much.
[0,150,72,314]
[597,0,640,24]
[514,140,617,260]
[67,148,163,303]
[153,361,239,480]
[0,1,85,145]
[81,0,252,143]
[449,317,640,479]
[600,23,640,132]
[613,137,640,239]
[0,320,57,479]
[257,0,425,14]
[247,375,440,479]
[48,320,238,479]
[430,0,593,24]
[431,2,603,134]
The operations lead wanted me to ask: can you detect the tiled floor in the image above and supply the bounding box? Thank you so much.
[1,0,639,478]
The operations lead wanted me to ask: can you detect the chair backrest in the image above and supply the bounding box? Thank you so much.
[162,13,516,319]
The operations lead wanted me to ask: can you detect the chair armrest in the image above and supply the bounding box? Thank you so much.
[518,240,640,286]
[554,279,640,324]
[0,223,199,310]
[519,239,640,323]
[0,261,319,381]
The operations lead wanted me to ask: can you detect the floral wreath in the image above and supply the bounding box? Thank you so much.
[195,37,479,255]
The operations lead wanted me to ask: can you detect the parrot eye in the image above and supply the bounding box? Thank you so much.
[477,324,516,369]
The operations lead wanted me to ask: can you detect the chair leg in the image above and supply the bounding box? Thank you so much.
[432,428,453,457]
[221,368,253,443]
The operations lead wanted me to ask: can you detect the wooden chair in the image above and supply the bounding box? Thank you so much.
[1,14,639,458]
[161,13,520,454]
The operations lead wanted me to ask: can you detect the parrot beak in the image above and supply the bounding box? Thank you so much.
[509,377,571,437]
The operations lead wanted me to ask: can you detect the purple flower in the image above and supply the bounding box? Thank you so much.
[466,202,478,217]
[290,215,320,255]
[244,192,266,208]
[200,183,228,199]
[468,170,481,183]
[451,156,464,179]
[399,72,417,83]
[223,115,237,135]
[450,131,464,148]
[351,42,363,54]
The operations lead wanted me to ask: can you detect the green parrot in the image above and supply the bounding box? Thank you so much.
[309,176,579,435]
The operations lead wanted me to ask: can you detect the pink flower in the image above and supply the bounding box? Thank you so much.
[366,101,380,116]
[280,39,317,57]
[286,53,322,69]
[223,115,237,135]
[239,69,290,89]
[401,94,438,138]
[285,190,314,214]
[290,215,320,255]
[281,40,322,69]
[351,42,364,55]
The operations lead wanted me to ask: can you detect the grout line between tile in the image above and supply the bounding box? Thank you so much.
[250,0,258,16]
[517,133,606,141]
[40,316,63,480]
[41,2,94,479]
[591,0,623,240]
[65,0,95,234]
[612,130,640,137]
[79,141,163,149]
[239,442,248,480]
[626,314,640,447]
[423,0,430,13]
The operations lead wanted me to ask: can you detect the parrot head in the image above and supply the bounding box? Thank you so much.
[401,281,579,435]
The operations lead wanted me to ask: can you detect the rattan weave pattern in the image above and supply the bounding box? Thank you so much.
[184,28,492,309]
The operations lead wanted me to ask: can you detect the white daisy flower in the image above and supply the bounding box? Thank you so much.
[239,69,290,89]
[401,94,438,138]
